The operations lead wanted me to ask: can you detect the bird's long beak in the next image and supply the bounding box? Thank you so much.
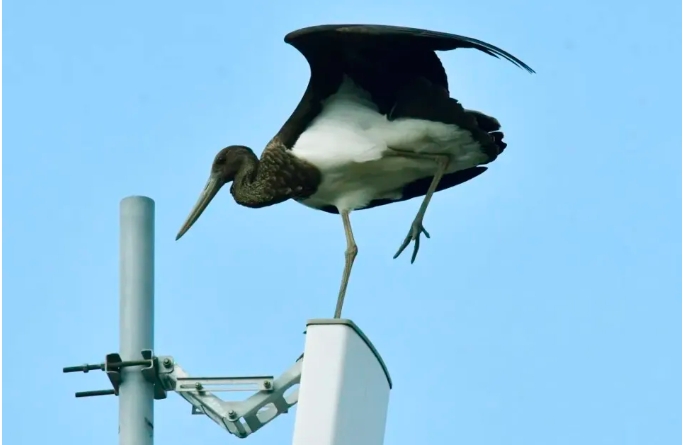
[176,174,223,241]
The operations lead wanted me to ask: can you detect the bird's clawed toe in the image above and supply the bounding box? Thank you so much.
[393,220,430,263]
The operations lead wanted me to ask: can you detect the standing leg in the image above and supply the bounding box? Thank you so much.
[334,209,358,318]
[392,153,451,263]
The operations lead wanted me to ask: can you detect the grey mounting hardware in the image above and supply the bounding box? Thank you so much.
[63,349,167,399]
[63,351,303,439]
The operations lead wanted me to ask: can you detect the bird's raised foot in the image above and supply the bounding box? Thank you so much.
[393,220,430,263]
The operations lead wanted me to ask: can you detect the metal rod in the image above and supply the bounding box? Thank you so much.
[76,389,117,398]
[112,360,152,369]
[63,364,104,373]
[119,196,155,445]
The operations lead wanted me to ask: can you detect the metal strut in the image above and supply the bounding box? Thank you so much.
[63,351,302,439]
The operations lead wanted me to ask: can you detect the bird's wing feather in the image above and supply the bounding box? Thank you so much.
[285,24,535,75]
[286,24,453,93]
[283,24,533,116]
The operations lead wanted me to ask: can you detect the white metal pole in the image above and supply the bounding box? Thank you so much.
[291,319,392,445]
[119,196,155,445]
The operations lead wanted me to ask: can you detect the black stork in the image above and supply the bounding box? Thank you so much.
[176,24,534,318]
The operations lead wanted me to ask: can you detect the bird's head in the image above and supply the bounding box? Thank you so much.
[176,145,256,240]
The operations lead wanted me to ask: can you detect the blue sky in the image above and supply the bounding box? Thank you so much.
[4,0,680,444]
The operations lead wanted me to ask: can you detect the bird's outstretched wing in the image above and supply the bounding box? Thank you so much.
[282,24,533,118]
[271,24,533,150]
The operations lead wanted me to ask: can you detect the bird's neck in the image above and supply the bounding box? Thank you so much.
[230,144,318,208]
[230,156,272,208]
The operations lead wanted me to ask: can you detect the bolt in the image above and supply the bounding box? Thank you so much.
[195,382,203,391]
[263,381,272,389]
[228,410,237,419]
[162,358,172,368]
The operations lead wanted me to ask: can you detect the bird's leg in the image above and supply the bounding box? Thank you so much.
[391,151,451,263]
[334,209,358,318]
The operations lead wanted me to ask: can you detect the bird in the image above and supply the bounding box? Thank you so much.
[175,24,534,319]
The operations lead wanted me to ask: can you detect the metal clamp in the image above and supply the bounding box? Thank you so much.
[63,349,168,400]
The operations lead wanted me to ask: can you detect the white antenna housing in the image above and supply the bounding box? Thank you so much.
[291,319,392,445]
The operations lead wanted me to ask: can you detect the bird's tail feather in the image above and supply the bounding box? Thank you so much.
[465,109,507,155]
[389,78,507,161]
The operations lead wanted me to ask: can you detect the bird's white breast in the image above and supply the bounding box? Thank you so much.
[291,77,488,211]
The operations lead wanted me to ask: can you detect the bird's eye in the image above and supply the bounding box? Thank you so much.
[215,157,226,165]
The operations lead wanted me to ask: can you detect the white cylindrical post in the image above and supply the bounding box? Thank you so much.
[119,196,155,445]
[291,319,392,445]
